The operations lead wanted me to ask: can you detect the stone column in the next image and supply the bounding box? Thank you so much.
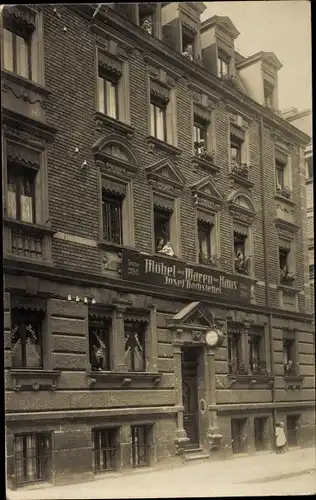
[146,306,158,372]
[173,342,189,454]
[206,347,222,451]
[112,306,127,372]
[242,322,250,373]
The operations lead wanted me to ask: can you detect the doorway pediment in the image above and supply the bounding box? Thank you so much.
[167,301,215,330]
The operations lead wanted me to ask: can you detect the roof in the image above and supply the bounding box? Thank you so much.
[201,15,240,39]
[236,51,283,71]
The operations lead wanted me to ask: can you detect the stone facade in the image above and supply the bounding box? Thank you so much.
[2,4,315,490]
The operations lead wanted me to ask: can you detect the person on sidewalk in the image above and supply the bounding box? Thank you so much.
[275,421,287,454]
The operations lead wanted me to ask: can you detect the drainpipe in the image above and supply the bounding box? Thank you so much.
[259,116,277,442]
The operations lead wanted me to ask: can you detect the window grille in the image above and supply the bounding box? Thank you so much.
[131,426,151,467]
[14,433,49,486]
[102,193,123,244]
[92,428,118,473]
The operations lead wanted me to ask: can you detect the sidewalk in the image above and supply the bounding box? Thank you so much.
[7,446,316,499]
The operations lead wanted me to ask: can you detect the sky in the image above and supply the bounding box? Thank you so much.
[202,0,312,112]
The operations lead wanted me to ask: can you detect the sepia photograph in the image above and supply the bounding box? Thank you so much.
[1,1,314,498]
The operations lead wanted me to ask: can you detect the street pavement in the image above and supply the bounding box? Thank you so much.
[7,446,316,499]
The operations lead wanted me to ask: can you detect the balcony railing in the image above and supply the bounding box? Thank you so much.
[234,254,251,275]
[231,161,250,180]
[276,184,291,199]
[11,229,43,259]
[280,268,296,286]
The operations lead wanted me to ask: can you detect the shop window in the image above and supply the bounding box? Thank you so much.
[92,428,118,473]
[217,50,229,78]
[283,337,296,375]
[198,219,215,265]
[131,425,152,467]
[124,321,146,372]
[89,317,111,371]
[193,116,207,156]
[150,97,167,142]
[231,418,248,454]
[7,163,36,224]
[11,309,43,369]
[228,332,242,374]
[286,414,300,447]
[254,417,268,451]
[97,69,119,120]
[14,433,50,486]
[234,231,250,276]
[102,192,123,245]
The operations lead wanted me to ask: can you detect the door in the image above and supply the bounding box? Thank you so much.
[181,348,199,447]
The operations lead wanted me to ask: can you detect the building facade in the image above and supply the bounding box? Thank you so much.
[2,3,315,490]
[282,108,313,314]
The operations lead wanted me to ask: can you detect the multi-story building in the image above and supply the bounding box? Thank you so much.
[282,108,313,313]
[2,3,315,490]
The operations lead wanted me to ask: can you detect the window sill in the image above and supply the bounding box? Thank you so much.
[86,371,162,388]
[191,155,220,174]
[278,283,299,292]
[1,70,51,97]
[274,193,296,206]
[10,369,61,391]
[94,112,135,137]
[228,172,254,189]
[147,136,182,156]
[197,261,220,270]
[228,374,274,388]
[4,217,56,235]
[97,240,136,253]
[153,252,186,264]
[284,375,304,391]
[233,271,255,281]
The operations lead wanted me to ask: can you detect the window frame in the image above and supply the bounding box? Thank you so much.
[11,308,43,370]
[97,68,119,120]
[92,428,118,473]
[217,51,229,78]
[14,432,50,486]
[193,117,208,156]
[102,191,123,245]
[131,425,152,467]
[150,98,167,142]
[283,337,296,375]
[228,332,242,374]
[230,137,243,165]
[3,25,32,80]
[124,321,146,372]
[197,218,213,264]
[89,317,112,372]
[7,162,37,224]
[154,206,171,253]
[275,159,286,188]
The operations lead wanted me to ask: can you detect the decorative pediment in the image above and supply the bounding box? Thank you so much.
[92,135,139,180]
[191,176,223,213]
[167,301,216,330]
[228,189,256,224]
[145,158,185,196]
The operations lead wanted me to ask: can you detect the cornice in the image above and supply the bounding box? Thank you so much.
[68,4,311,146]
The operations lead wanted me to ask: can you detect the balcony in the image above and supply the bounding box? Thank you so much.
[191,148,220,175]
[234,254,251,276]
[228,162,254,189]
[280,268,296,287]
[3,218,54,263]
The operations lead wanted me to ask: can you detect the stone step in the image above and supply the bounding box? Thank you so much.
[184,450,210,462]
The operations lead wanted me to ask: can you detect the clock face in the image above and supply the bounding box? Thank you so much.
[206,330,219,347]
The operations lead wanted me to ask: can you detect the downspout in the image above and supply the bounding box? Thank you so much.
[259,116,277,441]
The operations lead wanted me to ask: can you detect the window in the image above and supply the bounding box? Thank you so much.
[309,264,314,280]
[248,334,263,374]
[92,428,118,473]
[3,26,32,80]
[194,118,207,156]
[131,426,151,467]
[231,418,247,454]
[275,160,285,189]
[234,231,250,275]
[230,137,242,165]
[89,317,111,371]
[7,164,36,223]
[11,309,43,369]
[124,321,146,372]
[139,4,154,35]
[182,27,194,61]
[305,156,313,179]
[279,245,295,284]
[283,337,296,375]
[102,192,123,244]
[254,417,268,451]
[154,206,171,253]
[228,332,242,374]
[264,81,274,107]
[198,219,214,264]
[150,99,167,142]
[97,69,119,120]
[14,433,49,486]
[217,51,229,78]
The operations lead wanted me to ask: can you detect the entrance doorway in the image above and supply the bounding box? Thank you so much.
[286,414,300,447]
[254,417,268,451]
[181,347,200,448]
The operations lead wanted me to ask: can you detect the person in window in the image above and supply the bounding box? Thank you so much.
[91,333,105,371]
[141,17,152,35]
[182,44,194,61]
[157,239,175,257]
[275,421,287,454]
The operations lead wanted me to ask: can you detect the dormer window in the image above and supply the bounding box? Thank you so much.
[182,25,195,61]
[139,3,154,35]
[217,50,229,78]
[264,81,274,107]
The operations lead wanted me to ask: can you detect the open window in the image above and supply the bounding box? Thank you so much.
[275,148,291,198]
[228,331,242,374]
[89,317,111,371]
[194,116,207,156]
[11,308,43,369]
[7,163,36,224]
[264,80,274,107]
[248,333,266,374]
[124,320,146,372]
[154,206,172,254]
[217,50,229,78]
[283,332,297,376]
[234,229,251,276]
[279,242,295,286]
[181,24,195,62]
[197,214,217,265]
[139,3,154,35]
